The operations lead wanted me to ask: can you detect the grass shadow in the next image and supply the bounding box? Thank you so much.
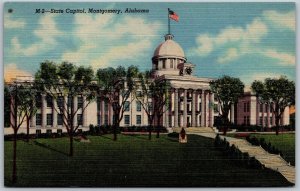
[126,134,150,140]
[33,140,68,156]
[99,135,114,140]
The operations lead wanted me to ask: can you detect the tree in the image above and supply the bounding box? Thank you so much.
[151,78,171,138]
[23,83,38,142]
[251,76,295,135]
[210,75,244,135]
[136,71,155,140]
[4,84,11,127]
[7,81,36,183]
[96,66,139,141]
[35,61,97,156]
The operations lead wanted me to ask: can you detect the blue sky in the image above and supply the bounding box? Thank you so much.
[4,2,295,85]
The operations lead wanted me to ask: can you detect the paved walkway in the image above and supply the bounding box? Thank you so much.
[175,127,295,184]
[219,136,295,184]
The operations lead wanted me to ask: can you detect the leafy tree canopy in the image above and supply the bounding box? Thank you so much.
[210,75,244,108]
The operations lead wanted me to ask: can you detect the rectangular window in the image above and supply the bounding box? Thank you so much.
[97,115,101,125]
[36,114,42,126]
[57,114,63,126]
[57,96,64,108]
[67,95,72,108]
[36,129,41,135]
[259,116,263,126]
[97,98,101,112]
[244,103,246,112]
[247,116,250,126]
[136,101,141,112]
[260,104,263,112]
[265,116,268,126]
[77,114,83,126]
[270,116,273,126]
[124,101,130,111]
[162,59,166,69]
[46,95,53,107]
[47,114,53,126]
[169,116,172,127]
[36,95,42,108]
[124,115,130,125]
[104,101,108,112]
[105,115,108,125]
[78,97,83,109]
[214,104,218,113]
[247,102,250,112]
[136,115,141,125]
[170,59,174,68]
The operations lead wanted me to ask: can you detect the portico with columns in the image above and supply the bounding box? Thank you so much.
[153,34,217,128]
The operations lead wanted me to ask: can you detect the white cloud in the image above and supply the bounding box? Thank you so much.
[241,72,288,85]
[4,14,26,29]
[11,14,62,56]
[4,64,32,82]
[61,14,161,69]
[217,48,238,64]
[91,39,151,69]
[190,18,268,60]
[263,10,295,31]
[262,49,295,65]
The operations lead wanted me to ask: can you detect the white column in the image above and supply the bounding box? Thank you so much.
[256,99,260,126]
[206,93,210,126]
[262,103,265,127]
[174,89,178,127]
[31,100,36,127]
[209,93,214,127]
[109,102,114,125]
[201,90,205,127]
[52,97,57,128]
[41,94,47,128]
[165,106,169,127]
[192,90,196,127]
[267,104,270,128]
[183,89,187,127]
[230,103,234,123]
[101,100,105,125]
[83,96,87,127]
[73,96,78,127]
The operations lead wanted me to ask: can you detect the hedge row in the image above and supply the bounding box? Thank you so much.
[246,136,284,157]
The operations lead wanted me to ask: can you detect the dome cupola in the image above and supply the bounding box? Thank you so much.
[152,34,187,76]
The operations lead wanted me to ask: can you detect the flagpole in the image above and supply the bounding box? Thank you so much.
[168,8,170,34]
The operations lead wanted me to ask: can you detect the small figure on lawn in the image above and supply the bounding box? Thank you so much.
[179,127,187,143]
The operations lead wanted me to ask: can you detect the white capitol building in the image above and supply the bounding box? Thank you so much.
[5,33,290,135]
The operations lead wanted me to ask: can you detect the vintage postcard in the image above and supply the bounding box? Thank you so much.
[3,2,295,187]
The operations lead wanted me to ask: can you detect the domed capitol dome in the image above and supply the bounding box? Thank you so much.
[153,35,185,59]
[152,34,187,76]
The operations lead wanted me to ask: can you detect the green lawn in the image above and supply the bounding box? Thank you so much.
[4,134,293,187]
[250,133,295,166]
